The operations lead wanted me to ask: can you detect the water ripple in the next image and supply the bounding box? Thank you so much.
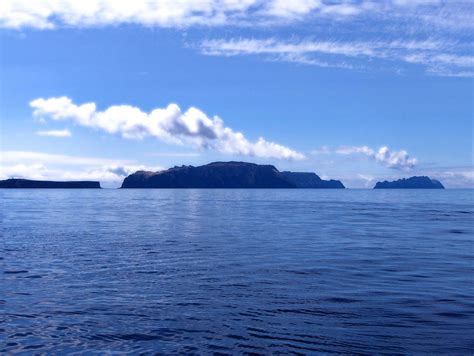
[1,189,473,354]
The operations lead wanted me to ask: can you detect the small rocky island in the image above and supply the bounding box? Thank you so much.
[121,161,345,189]
[373,176,444,189]
[281,172,345,189]
[0,178,101,189]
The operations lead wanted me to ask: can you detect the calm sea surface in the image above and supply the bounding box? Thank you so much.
[2,189,474,354]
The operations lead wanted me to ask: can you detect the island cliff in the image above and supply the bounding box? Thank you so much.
[373,176,444,189]
[0,178,101,189]
[121,161,345,189]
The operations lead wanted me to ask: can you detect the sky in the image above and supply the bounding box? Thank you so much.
[0,0,473,188]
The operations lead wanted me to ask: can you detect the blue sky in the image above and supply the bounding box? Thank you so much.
[0,0,473,188]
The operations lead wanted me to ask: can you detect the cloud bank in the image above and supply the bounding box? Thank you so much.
[30,97,304,160]
[0,150,162,185]
[432,168,474,189]
[336,145,417,169]
[0,163,146,183]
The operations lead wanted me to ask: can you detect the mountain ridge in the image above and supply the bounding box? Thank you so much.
[121,161,345,189]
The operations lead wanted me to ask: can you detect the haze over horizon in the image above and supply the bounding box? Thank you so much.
[1,0,473,188]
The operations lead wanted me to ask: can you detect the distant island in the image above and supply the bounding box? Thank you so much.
[0,178,101,189]
[281,172,344,189]
[121,161,345,189]
[0,170,446,190]
[374,176,444,189]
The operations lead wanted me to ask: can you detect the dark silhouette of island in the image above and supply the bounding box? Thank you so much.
[0,178,101,189]
[281,172,345,189]
[373,176,444,189]
[121,161,345,189]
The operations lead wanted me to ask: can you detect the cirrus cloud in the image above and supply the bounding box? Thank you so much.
[200,37,473,77]
[30,96,305,160]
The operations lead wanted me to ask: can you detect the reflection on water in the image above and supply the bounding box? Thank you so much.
[2,189,474,353]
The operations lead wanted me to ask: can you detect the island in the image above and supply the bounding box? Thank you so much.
[281,172,345,189]
[373,176,444,189]
[0,178,101,189]
[121,161,345,189]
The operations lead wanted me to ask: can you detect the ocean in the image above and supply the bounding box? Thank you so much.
[2,189,473,354]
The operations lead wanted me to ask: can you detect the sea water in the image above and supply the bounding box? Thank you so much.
[2,189,473,353]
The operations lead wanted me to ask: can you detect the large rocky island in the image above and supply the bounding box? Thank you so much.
[121,161,345,189]
[374,176,444,189]
[0,178,101,189]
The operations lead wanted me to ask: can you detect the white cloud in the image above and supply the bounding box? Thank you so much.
[358,173,375,181]
[0,163,49,181]
[2,1,471,77]
[336,145,417,169]
[265,0,321,18]
[1,0,470,30]
[354,173,376,188]
[336,145,375,155]
[36,129,71,137]
[0,0,369,29]
[30,96,305,160]
[426,167,474,188]
[0,0,223,29]
[200,38,473,77]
